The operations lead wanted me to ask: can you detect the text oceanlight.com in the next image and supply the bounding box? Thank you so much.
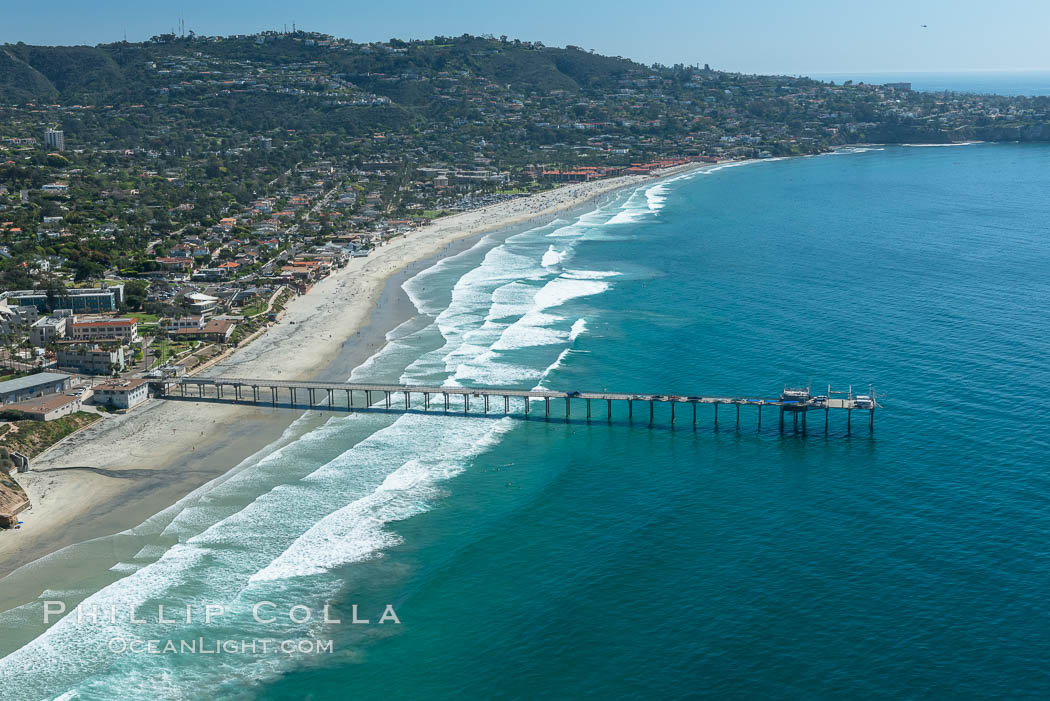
[108,638,335,655]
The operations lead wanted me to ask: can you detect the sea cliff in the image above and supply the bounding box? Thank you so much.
[0,465,30,529]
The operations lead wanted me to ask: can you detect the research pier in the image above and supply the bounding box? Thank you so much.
[162,378,879,433]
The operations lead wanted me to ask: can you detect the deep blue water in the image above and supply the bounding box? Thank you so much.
[812,71,1050,96]
[3,143,1050,698]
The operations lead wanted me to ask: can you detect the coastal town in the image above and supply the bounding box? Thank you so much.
[1,31,1048,532]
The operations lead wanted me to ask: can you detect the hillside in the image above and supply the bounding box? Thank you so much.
[0,36,641,105]
[3,34,1047,149]
[0,48,58,102]
[0,31,1048,298]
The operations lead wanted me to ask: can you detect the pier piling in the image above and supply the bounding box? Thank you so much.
[170,379,879,439]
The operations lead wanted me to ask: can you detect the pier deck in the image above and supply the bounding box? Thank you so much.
[162,377,879,431]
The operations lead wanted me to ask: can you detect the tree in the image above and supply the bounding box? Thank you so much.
[72,259,104,282]
[123,280,148,310]
[45,276,68,309]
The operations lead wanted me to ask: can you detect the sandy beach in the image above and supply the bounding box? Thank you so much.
[0,170,694,580]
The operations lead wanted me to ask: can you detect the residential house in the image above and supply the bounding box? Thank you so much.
[156,257,194,273]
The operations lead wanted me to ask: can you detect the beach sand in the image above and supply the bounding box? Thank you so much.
[0,171,682,580]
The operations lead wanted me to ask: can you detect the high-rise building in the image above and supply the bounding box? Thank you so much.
[44,128,65,151]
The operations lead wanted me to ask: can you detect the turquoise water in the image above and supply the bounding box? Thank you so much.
[3,143,1050,698]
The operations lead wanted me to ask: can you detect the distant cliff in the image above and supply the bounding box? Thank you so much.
[856,121,1050,145]
[975,123,1050,141]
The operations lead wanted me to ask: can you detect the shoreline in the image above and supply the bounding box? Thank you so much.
[0,166,699,584]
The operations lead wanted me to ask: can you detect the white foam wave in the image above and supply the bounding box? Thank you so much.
[697,158,787,176]
[401,232,499,315]
[569,318,587,341]
[541,245,565,268]
[546,347,575,374]
[562,269,621,280]
[250,417,516,582]
[645,183,668,211]
[605,208,649,225]
[901,141,980,147]
[831,146,886,154]
[489,278,608,353]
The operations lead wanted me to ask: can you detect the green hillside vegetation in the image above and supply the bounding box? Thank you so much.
[5,44,125,98]
[0,47,58,102]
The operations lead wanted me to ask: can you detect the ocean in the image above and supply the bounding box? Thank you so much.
[2,142,1050,699]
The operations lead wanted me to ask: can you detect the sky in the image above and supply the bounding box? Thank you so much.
[2,0,1049,75]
